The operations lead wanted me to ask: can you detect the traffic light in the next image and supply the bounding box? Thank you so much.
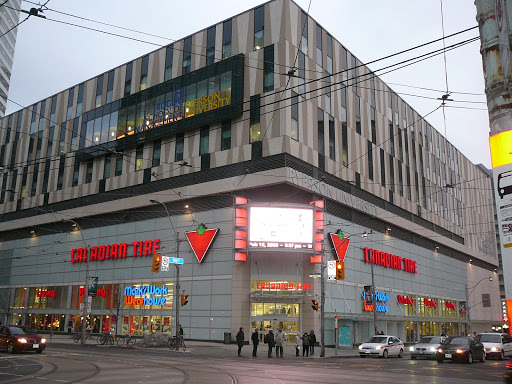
[336,261,344,280]
[151,253,162,273]
[311,299,319,311]
[181,294,189,306]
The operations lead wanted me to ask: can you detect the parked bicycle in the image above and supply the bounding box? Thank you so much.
[97,331,115,345]
[117,334,137,347]
[168,335,186,351]
[72,331,93,343]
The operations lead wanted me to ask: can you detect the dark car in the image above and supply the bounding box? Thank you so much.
[436,336,485,364]
[0,325,46,354]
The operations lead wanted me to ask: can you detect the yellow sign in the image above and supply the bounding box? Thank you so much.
[490,130,512,168]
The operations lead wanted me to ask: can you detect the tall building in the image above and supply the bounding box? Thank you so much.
[0,0,501,344]
[0,0,22,118]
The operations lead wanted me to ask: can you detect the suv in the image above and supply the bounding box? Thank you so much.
[476,333,512,360]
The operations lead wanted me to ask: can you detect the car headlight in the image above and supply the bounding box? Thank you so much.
[18,338,27,343]
[376,345,382,350]
[410,346,415,351]
[41,338,46,343]
[438,348,443,353]
[456,349,464,354]
[430,347,437,352]
[491,347,498,352]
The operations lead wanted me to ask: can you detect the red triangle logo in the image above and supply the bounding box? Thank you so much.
[329,233,351,262]
[185,228,219,263]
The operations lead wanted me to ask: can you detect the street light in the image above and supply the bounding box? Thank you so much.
[465,276,493,335]
[62,219,89,345]
[150,199,182,350]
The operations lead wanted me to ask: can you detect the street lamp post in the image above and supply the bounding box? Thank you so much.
[150,199,181,350]
[465,276,493,335]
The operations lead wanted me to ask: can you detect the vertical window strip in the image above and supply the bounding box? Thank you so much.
[140,55,149,90]
[135,144,144,171]
[300,11,308,55]
[342,122,348,166]
[206,26,216,65]
[76,83,84,117]
[103,154,111,179]
[165,45,174,81]
[175,133,184,162]
[389,154,395,193]
[317,108,324,156]
[222,19,232,59]
[221,120,231,150]
[182,37,192,74]
[106,70,115,103]
[73,158,80,186]
[125,62,133,97]
[85,160,93,184]
[199,126,209,155]
[49,96,57,127]
[30,164,38,196]
[328,115,335,160]
[291,91,299,141]
[316,24,322,67]
[250,95,261,143]
[115,151,123,176]
[37,100,46,132]
[254,6,264,50]
[96,74,104,107]
[42,161,50,194]
[298,51,305,97]
[355,95,361,134]
[57,155,65,190]
[380,148,386,187]
[367,140,373,181]
[263,44,274,92]
[21,168,28,199]
[152,139,161,167]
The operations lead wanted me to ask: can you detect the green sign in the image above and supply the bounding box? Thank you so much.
[88,277,98,296]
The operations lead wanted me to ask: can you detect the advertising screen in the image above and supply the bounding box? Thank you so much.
[248,206,314,251]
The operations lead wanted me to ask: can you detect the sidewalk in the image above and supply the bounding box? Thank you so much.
[44,334,381,359]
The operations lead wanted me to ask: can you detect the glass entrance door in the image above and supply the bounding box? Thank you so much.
[251,302,301,344]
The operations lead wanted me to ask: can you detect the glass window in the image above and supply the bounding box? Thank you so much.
[325,71,331,114]
[115,152,123,176]
[76,83,84,117]
[254,5,264,50]
[109,108,118,142]
[300,11,308,55]
[38,100,46,132]
[389,122,395,156]
[140,55,149,90]
[298,51,305,96]
[49,96,57,127]
[182,36,192,74]
[316,24,322,67]
[96,74,104,107]
[250,95,261,142]
[371,107,376,144]
[389,154,395,192]
[368,140,373,181]
[135,144,144,171]
[351,54,357,93]
[59,123,67,154]
[328,115,335,160]
[317,108,324,155]
[291,91,299,140]
[30,105,37,134]
[342,122,348,166]
[175,133,184,162]
[206,26,216,65]
[263,44,274,92]
[67,87,75,120]
[221,120,231,150]
[106,70,115,103]
[355,95,361,134]
[103,154,111,179]
[125,62,133,97]
[42,161,50,194]
[164,45,174,81]
[85,160,93,183]
[30,164,38,196]
[57,156,65,190]
[126,105,136,135]
[380,149,386,187]
[222,19,232,59]
[199,126,209,155]
[398,161,403,196]
[72,158,80,186]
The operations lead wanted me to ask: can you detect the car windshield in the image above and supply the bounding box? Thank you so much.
[9,326,35,335]
[366,336,387,344]
[477,334,501,343]
[445,337,469,345]
[419,337,441,344]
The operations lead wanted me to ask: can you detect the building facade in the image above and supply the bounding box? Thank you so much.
[0,0,21,118]
[0,0,501,345]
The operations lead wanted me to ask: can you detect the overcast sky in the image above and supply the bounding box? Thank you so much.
[6,0,491,168]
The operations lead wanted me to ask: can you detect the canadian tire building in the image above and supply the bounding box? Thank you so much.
[0,0,501,346]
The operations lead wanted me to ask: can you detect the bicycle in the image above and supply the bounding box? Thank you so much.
[168,335,186,351]
[117,334,137,347]
[72,331,93,343]
[97,331,115,345]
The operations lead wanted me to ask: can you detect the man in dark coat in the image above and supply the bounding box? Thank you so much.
[251,329,259,357]
[309,330,316,356]
[236,327,245,357]
[265,329,275,358]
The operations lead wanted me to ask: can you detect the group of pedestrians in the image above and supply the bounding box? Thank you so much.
[237,325,316,358]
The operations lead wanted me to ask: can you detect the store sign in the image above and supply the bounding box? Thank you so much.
[424,298,438,309]
[362,290,389,312]
[397,295,414,306]
[445,301,456,311]
[363,247,417,274]
[79,287,106,298]
[124,284,168,306]
[70,239,161,263]
[256,282,312,291]
[185,225,219,263]
[36,289,55,299]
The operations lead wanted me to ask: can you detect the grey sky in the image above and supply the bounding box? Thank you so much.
[6,0,491,167]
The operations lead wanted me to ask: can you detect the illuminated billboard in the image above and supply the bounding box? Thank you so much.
[248,206,314,251]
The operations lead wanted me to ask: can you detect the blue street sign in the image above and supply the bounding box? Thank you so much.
[169,257,184,265]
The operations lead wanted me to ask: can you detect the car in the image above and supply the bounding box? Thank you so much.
[0,325,46,354]
[436,336,485,364]
[409,336,447,360]
[475,333,512,360]
[358,335,404,358]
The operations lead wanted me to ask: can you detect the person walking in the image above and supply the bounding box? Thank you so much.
[302,332,310,357]
[308,330,316,356]
[251,329,259,357]
[236,327,245,357]
[265,329,275,358]
[275,324,285,357]
[295,332,301,357]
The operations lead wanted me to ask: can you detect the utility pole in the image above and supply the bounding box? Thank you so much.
[320,255,325,357]
[175,233,181,351]
[370,253,377,335]
[465,284,471,335]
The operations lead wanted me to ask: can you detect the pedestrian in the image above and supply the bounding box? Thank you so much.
[265,329,275,358]
[295,332,301,357]
[275,324,285,357]
[302,332,310,357]
[67,319,73,334]
[179,324,184,337]
[309,330,316,356]
[251,328,259,357]
[236,327,245,357]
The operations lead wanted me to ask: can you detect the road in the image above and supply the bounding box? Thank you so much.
[0,344,506,383]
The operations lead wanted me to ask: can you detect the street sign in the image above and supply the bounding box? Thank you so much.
[161,256,170,272]
[169,257,184,265]
[327,260,336,280]
[88,277,98,296]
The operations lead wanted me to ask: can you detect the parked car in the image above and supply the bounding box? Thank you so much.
[475,333,512,360]
[0,325,46,354]
[409,336,447,360]
[436,336,485,364]
[358,335,404,358]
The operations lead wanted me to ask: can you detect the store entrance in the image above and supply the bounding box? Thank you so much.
[251,302,301,344]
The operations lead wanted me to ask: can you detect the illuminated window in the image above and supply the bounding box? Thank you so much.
[254,5,264,50]
[135,144,144,171]
[342,122,348,166]
[250,95,261,143]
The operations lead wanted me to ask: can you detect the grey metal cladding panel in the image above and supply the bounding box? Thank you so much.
[0,249,13,285]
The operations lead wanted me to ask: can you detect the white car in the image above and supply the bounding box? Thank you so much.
[359,335,404,358]
[476,333,512,360]
[410,336,447,360]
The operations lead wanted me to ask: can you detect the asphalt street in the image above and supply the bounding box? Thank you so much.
[0,338,507,383]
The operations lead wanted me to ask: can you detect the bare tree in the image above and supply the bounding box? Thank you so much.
[107,284,124,334]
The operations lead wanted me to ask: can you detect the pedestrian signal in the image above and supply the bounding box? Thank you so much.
[181,294,189,306]
[336,261,344,280]
[151,253,162,273]
[311,299,319,311]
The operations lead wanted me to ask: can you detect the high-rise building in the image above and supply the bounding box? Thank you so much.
[0,0,22,118]
[0,0,501,343]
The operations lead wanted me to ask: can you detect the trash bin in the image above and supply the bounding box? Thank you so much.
[224,332,231,344]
